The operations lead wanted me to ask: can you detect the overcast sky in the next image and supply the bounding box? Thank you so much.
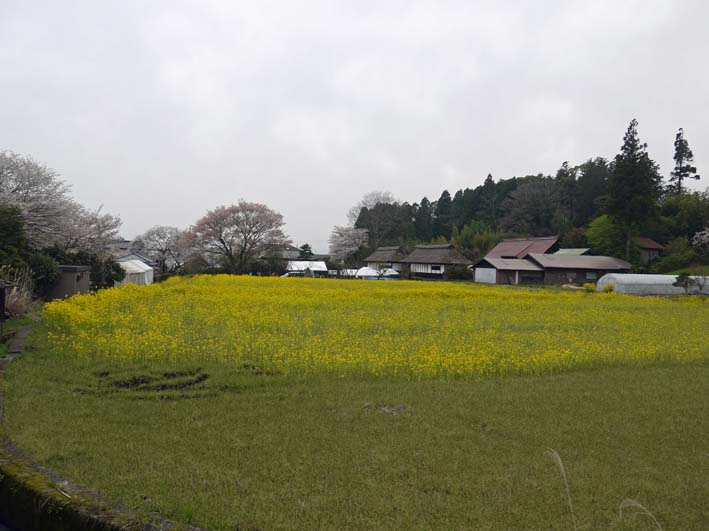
[1,1,707,252]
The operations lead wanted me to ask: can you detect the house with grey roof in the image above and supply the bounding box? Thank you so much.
[473,253,631,285]
[485,236,559,259]
[363,246,407,272]
[400,244,473,279]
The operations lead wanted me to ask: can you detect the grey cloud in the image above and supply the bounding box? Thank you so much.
[1,0,707,252]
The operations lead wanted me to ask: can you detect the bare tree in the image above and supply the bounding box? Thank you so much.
[0,150,74,248]
[347,190,397,225]
[691,227,709,255]
[191,201,289,274]
[57,204,122,256]
[328,225,369,263]
[132,226,193,273]
[0,151,122,254]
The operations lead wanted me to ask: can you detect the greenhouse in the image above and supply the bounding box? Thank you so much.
[596,273,709,296]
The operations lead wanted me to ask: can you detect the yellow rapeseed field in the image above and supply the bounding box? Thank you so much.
[44,275,709,377]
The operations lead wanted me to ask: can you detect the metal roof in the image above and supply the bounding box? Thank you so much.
[486,236,558,259]
[633,237,664,251]
[400,244,473,265]
[527,253,631,270]
[554,248,590,255]
[476,258,543,271]
[119,259,153,274]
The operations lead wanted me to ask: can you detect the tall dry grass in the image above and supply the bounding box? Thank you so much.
[546,447,663,530]
[0,265,33,317]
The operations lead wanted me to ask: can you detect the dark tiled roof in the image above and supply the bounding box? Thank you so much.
[633,237,664,251]
[486,236,559,259]
[527,253,631,270]
[401,244,473,265]
[364,246,406,263]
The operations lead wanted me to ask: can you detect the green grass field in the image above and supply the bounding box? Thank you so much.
[2,279,708,530]
[2,328,708,530]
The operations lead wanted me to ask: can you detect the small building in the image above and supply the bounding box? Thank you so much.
[285,261,328,278]
[400,244,473,279]
[597,273,709,296]
[116,260,154,286]
[554,248,590,256]
[633,237,664,265]
[486,236,559,259]
[363,246,406,272]
[47,265,91,300]
[117,253,157,269]
[527,253,631,284]
[473,257,544,285]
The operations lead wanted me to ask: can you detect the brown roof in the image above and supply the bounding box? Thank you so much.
[633,237,664,251]
[401,244,473,266]
[363,246,406,263]
[486,236,559,259]
[527,253,631,270]
[476,258,543,271]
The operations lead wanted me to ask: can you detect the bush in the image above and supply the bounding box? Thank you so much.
[602,284,614,293]
[29,253,60,297]
[583,283,596,293]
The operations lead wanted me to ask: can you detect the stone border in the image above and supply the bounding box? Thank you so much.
[0,326,205,531]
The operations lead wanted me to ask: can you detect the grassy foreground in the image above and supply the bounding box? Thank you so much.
[2,344,708,530]
[2,278,708,529]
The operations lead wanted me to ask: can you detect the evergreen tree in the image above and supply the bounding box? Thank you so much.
[669,128,700,194]
[0,205,29,268]
[607,119,663,259]
[414,198,433,241]
[478,174,498,229]
[555,161,578,227]
[433,190,453,240]
[450,189,464,231]
[575,158,610,225]
[298,243,314,260]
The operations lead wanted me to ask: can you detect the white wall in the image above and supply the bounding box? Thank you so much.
[474,268,497,284]
[410,263,445,275]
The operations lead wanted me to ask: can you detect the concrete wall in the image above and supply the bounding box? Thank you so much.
[47,268,90,301]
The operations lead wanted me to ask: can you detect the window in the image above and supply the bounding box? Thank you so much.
[431,264,441,272]
[586,272,598,280]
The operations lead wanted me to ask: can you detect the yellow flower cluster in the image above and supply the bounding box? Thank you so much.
[44,275,709,378]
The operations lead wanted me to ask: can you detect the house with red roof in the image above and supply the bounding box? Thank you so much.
[633,237,664,265]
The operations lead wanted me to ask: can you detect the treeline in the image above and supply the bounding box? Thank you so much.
[344,121,708,270]
[0,151,125,303]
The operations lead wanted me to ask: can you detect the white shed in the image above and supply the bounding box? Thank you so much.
[355,266,381,279]
[596,273,709,295]
[116,259,154,286]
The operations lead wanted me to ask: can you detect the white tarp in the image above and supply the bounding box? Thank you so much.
[116,259,154,286]
[286,261,328,272]
[596,273,709,295]
[355,266,381,279]
[381,268,399,277]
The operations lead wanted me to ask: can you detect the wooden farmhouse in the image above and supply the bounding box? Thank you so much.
[633,237,664,265]
[400,244,473,280]
[474,253,630,285]
[363,246,407,272]
[485,236,559,258]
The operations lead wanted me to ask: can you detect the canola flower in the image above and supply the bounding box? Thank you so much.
[44,275,709,378]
